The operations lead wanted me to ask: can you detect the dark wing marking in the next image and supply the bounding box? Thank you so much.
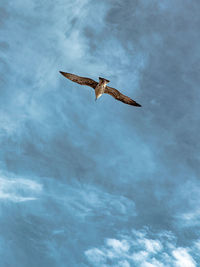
[105,86,141,107]
[59,71,98,89]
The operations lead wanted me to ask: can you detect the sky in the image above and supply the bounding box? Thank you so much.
[0,0,200,266]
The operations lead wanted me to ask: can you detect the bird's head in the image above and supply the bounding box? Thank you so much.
[99,77,110,85]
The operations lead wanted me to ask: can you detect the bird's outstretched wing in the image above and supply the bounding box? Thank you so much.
[105,86,141,107]
[59,71,98,89]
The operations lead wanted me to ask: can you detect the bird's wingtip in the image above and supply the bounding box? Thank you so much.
[132,101,142,107]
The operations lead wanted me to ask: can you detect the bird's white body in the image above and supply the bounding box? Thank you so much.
[95,77,110,100]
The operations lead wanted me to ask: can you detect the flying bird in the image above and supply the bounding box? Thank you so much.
[59,71,141,107]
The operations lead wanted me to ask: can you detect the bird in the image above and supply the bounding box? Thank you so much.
[59,71,141,107]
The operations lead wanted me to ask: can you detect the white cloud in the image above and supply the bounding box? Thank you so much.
[0,175,42,202]
[85,248,106,266]
[106,239,130,253]
[138,238,163,254]
[85,229,197,267]
[172,248,196,267]
[132,250,149,262]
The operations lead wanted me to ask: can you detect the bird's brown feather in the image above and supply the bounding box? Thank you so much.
[59,71,98,89]
[105,86,141,107]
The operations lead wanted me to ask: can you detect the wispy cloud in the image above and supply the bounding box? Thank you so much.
[0,174,42,202]
[45,180,136,222]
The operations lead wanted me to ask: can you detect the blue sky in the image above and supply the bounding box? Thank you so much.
[0,0,200,266]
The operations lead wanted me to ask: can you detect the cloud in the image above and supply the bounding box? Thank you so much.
[45,179,136,223]
[85,228,198,267]
[172,248,196,267]
[0,174,135,265]
[0,174,42,202]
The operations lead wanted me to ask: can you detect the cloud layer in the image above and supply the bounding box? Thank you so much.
[85,229,198,267]
[0,0,200,266]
